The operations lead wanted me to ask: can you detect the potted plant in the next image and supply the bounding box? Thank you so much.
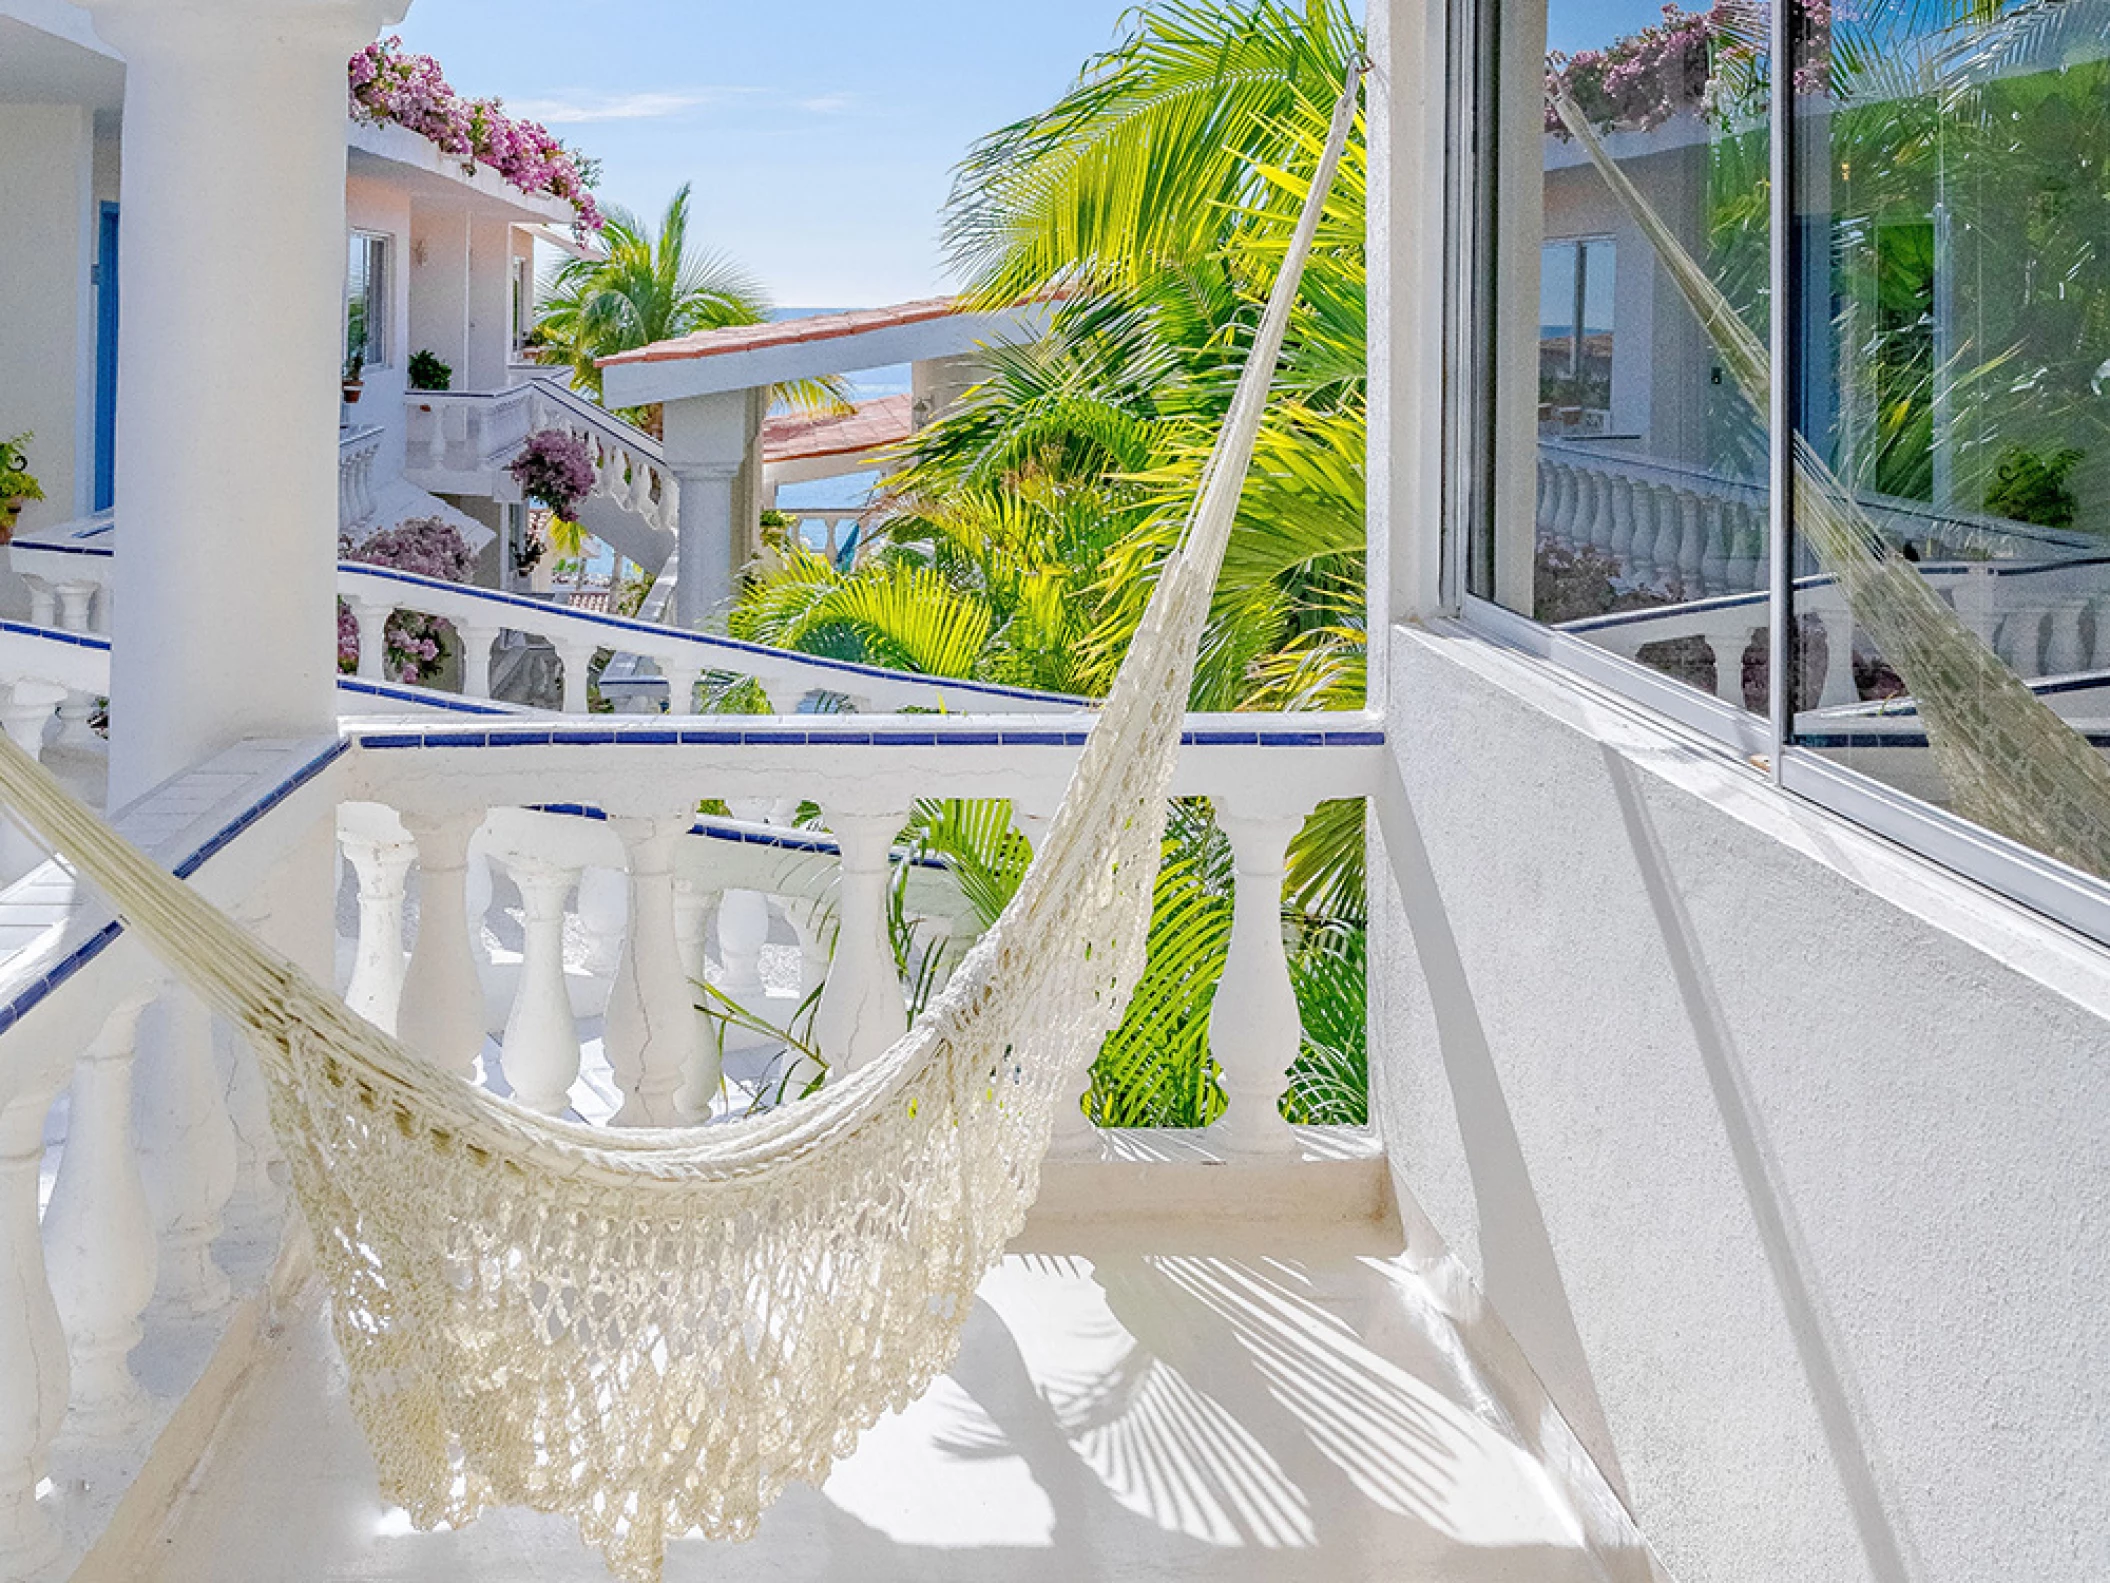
[407,348,453,393]
[342,351,365,406]
[0,433,46,545]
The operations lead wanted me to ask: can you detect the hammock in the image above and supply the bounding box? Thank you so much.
[1554,91,2110,877]
[0,66,1367,1583]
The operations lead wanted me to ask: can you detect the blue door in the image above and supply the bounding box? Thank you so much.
[94,203,120,512]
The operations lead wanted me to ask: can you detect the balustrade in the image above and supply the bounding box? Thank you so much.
[0,714,1375,1560]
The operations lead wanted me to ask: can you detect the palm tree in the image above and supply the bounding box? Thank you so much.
[536,185,847,424]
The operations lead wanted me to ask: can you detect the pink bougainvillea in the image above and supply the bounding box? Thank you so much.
[508,429,597,521]
[349,38,603,237]
[1547,1,1832,138]
[339,516,478,688]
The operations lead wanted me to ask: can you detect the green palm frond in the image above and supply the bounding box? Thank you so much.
[946,0,1362,300]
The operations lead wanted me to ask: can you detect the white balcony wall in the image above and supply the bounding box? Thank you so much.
[408,206,470,400]
[465,213,516,395]
[1371,625,2110,1583]
[0,104,96,539]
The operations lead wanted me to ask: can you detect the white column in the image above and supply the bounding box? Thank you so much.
[459,624,501,701]
[90,0,410,808]
[339,808,415,1033]
[672,463,739,631]
[135,987,239,1314]
[1206,796,1314,1152]
[52,581,103,753]
[44,992,158,1438]
[605,816,699,1127]
[812,801,910,1076]
[0,1090,68,1574]
[397,810,487,1080]
[498,853,581,1116]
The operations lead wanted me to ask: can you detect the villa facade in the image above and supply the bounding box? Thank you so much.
[0,2,2102,1582]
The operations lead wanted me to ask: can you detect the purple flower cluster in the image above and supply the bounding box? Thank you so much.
[508,429,597,521]
[1546,1,1831,138]
[338,516,478,686]
[349,38,603,238]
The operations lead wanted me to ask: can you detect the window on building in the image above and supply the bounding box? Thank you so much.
[511,255,535,356]
[1457,0,2110,936]
[346,232,389,370]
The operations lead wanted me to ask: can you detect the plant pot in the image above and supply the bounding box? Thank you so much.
[342,383,364,406]
[0,497,23,547]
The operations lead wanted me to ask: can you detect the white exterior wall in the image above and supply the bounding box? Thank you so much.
[1370,625,2110,1583]
[0,103,97,532]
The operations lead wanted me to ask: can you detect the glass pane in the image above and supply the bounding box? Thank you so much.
[345,235,371,366]
[1482,1,1774,715]
[1792,0,2110,880]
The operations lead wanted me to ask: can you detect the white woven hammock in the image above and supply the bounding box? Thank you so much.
[0,68,1367,1583]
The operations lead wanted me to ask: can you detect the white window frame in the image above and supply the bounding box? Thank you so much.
[1432,0,2110,950]
[346,230,391,370]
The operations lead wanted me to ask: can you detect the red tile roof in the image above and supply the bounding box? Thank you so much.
[600,298,971,369]
[763,395,917,466]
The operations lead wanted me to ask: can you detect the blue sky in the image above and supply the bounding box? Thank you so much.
[393,1,1149,309]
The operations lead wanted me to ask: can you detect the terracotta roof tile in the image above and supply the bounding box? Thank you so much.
[762,394,916,466]
[600,297,969,369]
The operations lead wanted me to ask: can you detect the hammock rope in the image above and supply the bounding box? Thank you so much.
[0,64,1368,1583]
[1554,89,2110,877]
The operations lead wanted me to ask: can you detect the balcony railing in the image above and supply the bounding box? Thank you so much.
[338,425,386,534]
[0,710,1379,1572]
[6,527,1086,719]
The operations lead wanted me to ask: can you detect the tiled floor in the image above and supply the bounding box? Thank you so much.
[143,1214,1636,1583]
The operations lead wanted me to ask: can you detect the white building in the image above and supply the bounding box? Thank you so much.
[0,3,2102,1583]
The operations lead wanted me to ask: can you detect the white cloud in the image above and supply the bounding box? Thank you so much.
[506,90,739,124]
[795,93,858,115]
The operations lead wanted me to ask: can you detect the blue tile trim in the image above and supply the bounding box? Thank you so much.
[350,721,1385,751]
[335,678,512,716]
[0,619,111,652]
[0,739,347,1033]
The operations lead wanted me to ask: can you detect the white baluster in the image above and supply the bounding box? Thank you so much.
[459,625,501,701]
[575,866,628,979]
[1206,795,1314,1152]
[339,807,415,1033]
[812,800,910,1076]
[1625,483,1660,587]
[397,811,487,1080]
[557,640,596,715]
[1675,489,1706,594]
[0,1089,67,1573]
[22,576,55,628]
[222,899,286,1213]
[1707,623,1755,707]
[1818,608,1859,708]
[672,878,722,1123]
[1699,497,1728,593]
[716,888,770,1003]
[2044,598,2087,678]
[52,582,102,753]
[350,599,390,683]
[0,682,63,877]
[662,663,703,717]
[44,992,158,1438]
[498,853,582,1116]
[605,815,701,1127]
[135,987,238,1314]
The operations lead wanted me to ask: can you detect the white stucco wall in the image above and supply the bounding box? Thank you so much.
[1371,623,2110,1583]
[0,103,96,530]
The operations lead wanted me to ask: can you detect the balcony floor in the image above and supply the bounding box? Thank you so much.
[142,1208,1628,1583]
